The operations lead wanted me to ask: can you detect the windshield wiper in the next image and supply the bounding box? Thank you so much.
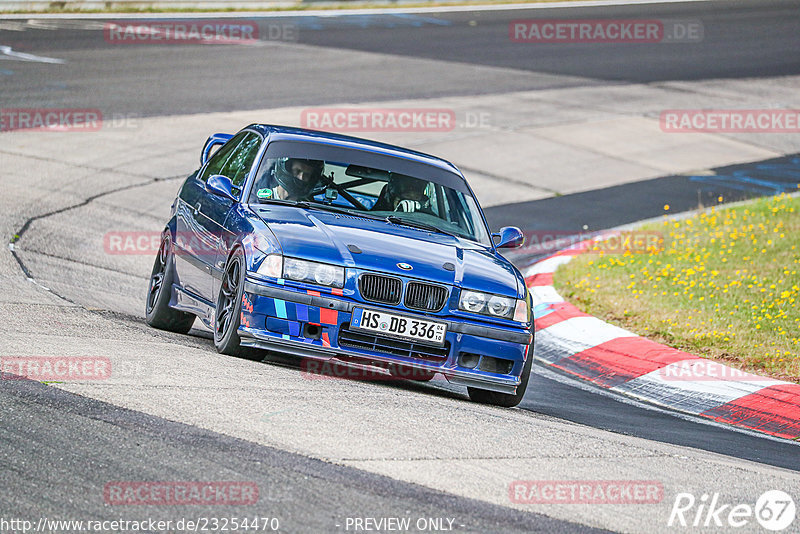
[304,202,386,221]
[385,215,460,239]
[254,198,305,207]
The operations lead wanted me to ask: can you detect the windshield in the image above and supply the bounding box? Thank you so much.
[248,141,491,246]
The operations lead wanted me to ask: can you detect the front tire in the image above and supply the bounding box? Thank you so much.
[214,248,262,361]
[467,337,534,408]
[145,233,195,334]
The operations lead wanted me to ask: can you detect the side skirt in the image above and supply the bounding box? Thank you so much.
[171,285,215,329]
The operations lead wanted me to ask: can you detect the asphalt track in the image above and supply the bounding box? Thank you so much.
[1,0,799,115]
[2,377,593,533]
[2,1,800,532]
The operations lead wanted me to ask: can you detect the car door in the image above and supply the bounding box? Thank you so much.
[174,131,252,302]
[206,131,264,299]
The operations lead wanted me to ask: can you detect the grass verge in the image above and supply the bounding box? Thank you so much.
[554,193,800,383]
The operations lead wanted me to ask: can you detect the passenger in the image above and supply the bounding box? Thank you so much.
[373,174,432,213]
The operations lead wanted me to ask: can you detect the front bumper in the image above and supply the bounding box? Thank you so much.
[239,279,533,394]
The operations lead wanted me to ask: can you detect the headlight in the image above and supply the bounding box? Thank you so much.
[460,291,486,312]
[487,295,513,317]
[459,289,526,322]
[313,264,339,287]
[284,258,309,281]
[283,258,344,288]
[256,254,282,278]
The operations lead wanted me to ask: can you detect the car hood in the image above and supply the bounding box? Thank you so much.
[252,205,522,298]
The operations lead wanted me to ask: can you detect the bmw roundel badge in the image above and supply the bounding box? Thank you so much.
[397,262,413,271]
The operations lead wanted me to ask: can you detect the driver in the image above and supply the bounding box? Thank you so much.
[373,174,432,213]
[257,158,325,201]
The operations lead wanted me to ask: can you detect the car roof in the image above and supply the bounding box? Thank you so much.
[246,124,464,178]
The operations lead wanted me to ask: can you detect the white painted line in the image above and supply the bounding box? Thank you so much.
[531,285,564,305]
[535,329,595,364]
[523,254,572,277]
[544,315,636,345]
[0,45,64,64]
[0,0,716,20]
[0,21,27,31]
[535,316,636,363]
[24,19,108,30]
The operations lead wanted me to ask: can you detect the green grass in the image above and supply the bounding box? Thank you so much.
[555,193,800,382]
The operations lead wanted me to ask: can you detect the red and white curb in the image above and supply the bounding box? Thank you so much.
[525,241,800,441]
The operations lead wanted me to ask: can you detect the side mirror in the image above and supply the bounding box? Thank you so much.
[206,174,237,201]
[492,226,525,249]
[201,133,233,166]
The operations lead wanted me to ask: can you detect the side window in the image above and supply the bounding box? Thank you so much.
[198,132,247,183]
[221,132,262,188]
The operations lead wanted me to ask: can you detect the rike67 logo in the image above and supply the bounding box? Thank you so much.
[668,490,796,531]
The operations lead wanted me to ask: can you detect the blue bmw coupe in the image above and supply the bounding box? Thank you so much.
[146,125,533,406]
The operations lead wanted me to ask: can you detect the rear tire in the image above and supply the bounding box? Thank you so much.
[467,336,534,408]
[145,233,195,334]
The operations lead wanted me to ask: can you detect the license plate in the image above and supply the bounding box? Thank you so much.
[351,308,447,346]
